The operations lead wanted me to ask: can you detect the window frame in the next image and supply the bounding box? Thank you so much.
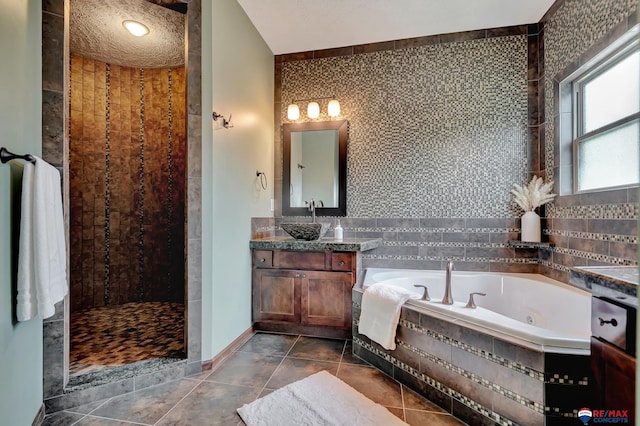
[570,37,640,194]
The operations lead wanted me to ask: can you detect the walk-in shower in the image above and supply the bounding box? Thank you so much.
[68,0,187,376]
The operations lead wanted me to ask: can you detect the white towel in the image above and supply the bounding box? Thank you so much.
[16,156,68,321]
[358,283,418,350]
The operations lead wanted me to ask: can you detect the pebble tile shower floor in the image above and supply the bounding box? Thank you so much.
[70,302,185,375]
[46,332,467,425]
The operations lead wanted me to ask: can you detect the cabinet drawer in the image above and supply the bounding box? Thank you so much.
[332,253,353,271]
[278,251,326,270]
[592,297,635,355]
[253,250,273,268]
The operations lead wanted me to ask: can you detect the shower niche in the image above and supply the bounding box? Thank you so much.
[68,0,187,377]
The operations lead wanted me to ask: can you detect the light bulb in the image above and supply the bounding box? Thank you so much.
[123,20,150,37]
[287,104,300,120]
[307,102,320,119]
[328,99,340,117]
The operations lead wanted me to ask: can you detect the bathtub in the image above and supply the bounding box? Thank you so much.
[360,268,591,354]
[353,268,593,425]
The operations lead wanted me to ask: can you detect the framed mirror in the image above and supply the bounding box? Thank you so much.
[283,120,347,216]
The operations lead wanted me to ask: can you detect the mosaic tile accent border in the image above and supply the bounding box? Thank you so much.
[167,68,174,297]
[549,203,638,220]
[104,64,112,305]
[137,68,146,300]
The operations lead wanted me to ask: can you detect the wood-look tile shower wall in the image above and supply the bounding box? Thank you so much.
[69,54,186,310]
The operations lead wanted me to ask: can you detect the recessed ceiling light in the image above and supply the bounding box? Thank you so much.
[122,20,150,37]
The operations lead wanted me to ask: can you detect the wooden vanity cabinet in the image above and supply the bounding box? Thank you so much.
[252,249,357,338]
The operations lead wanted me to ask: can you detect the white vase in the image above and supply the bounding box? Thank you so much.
[521,211,541,242]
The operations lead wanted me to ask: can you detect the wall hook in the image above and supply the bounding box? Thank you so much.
[212,111,234,128]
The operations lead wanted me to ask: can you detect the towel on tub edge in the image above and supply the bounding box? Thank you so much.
[358,283,419,350]
[16,157,68,321]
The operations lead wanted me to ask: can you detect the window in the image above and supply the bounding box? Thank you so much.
[571,38,639,192]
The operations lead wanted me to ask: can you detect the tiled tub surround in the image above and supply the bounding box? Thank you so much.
[352,287,592,426]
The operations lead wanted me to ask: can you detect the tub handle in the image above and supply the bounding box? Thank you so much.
[465,292,486,309]
[413,285,430,301]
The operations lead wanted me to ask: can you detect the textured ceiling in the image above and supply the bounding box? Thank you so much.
[237,0,556,55]
[70,0,185,68]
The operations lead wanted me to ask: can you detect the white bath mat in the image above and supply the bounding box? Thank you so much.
[237,370,408,426]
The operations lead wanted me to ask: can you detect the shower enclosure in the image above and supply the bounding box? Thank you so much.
[68,0,187,376]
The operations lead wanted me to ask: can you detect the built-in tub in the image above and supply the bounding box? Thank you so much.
[361,268,591,354]
[352,268,593,426]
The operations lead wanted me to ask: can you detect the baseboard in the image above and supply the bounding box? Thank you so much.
[32,403,45,426]
[203,326,255,372]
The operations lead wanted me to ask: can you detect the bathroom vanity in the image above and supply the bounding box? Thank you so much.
[571,266,637,423]
[250,237,381,338]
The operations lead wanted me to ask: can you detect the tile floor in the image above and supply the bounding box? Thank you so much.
[43,332,466,425]
[70,302,185,375]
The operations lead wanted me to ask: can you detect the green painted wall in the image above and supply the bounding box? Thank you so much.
[202,0,274,359]
[0,0,44,423]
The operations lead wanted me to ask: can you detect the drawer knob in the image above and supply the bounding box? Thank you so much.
[338,261,345,266]
[259,258,266,263]
[598,317,618,327]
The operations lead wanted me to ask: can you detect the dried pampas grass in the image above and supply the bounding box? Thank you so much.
[511,176,556,212]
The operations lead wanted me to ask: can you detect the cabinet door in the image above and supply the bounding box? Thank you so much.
[591,337,636,424]
[301,271,353,328]
[253,269,300,323]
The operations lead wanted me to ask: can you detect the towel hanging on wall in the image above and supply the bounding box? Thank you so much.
[16,156,68,321]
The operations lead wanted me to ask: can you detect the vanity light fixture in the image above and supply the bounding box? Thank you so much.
[287,104,300,120]
[286,97,341,120]
[123,20,150,37]
[327,99,341,117]
[307,102,320,119]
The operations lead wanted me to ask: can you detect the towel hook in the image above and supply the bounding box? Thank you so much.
[0,147,36,164]
[212,111,234,129]
[256,170,267,190]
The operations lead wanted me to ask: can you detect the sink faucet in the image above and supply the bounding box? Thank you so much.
[306,199,324,223]
[442,260,454,305]
[306,198,316,223]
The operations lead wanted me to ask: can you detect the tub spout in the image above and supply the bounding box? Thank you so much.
[442,260,454,305]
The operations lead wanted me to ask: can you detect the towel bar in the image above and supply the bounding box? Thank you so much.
[0,147,36,164]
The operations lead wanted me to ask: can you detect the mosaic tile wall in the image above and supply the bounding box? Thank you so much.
[541,0,638,283]
[69,54,187,310]
[270,28,544,273]
[279,34,529,219]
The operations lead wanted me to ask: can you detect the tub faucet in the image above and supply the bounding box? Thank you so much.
[442,260,454,305]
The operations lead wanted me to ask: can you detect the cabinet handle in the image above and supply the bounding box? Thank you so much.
[338,261,345,266]
[598,317,618,327]
[301,274,306,278]
[259,258,266,263]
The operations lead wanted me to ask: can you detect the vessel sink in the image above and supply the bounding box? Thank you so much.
[281,222,329,241]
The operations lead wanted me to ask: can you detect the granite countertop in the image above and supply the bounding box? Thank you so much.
[250,237,382,252]
[570,266,638,307]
